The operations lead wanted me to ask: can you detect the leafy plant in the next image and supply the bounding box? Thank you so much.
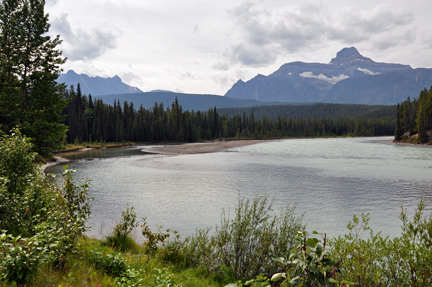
[212,194,303,281]
[141,218,170,261]
[330,200,432,286]
[272,230,353,287]
[105,204,139,252]
[0,231,48,286]
[48,167,92,269]
[87,250,144,286]
[148,268,182,287]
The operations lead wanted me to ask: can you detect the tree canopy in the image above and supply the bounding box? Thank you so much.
[0,0,67,155]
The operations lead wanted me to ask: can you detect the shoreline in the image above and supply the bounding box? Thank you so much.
[41,139,273,171]
[42,136,401,170]
[141,139,272,155]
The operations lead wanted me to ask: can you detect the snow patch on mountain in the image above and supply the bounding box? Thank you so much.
[300,72,349,85]
[357,67,379,75]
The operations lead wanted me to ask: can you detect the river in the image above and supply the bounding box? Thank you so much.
[46,137,432,240]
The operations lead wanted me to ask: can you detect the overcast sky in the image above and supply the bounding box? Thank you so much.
[46,0,432,95]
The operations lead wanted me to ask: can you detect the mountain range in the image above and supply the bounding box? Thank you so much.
[57,47,432,107]
[57,70,143,96]
[225,47,432,105]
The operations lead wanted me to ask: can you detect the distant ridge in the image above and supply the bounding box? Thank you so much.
[57,70,143,96]
[95,91,305,111]
[225,47,432,105]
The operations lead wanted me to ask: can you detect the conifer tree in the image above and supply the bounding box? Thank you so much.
[0,0,67,155]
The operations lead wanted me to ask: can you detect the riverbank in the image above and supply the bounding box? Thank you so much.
[42,139,272,171]
[142,139,272,155]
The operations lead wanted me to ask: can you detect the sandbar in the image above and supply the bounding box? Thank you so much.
[142,140,272,155]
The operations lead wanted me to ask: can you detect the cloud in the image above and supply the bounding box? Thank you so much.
[119,71,142,86]
[46,0,59,7]
[224,1,415,67]
[226,44,278,67]
[181,72,195,80]
[50,13,120,61]
[193,24,200,34]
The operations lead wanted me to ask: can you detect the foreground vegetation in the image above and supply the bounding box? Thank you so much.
[1,131,432,286]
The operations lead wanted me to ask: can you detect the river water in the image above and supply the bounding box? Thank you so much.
[46,137,432,239]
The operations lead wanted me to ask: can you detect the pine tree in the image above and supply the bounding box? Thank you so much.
[0,0,67,155]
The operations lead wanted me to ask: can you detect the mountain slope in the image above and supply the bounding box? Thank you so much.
[57,70,142,96]
[224,47,428,105]
[324,68,432,104]
[96,91,301,111]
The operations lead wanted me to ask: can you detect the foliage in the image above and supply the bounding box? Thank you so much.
[272,230,353,287]
[210,195,303,281]
[104,203,139,252]
[0,131,92,285]
[162,194,304,283]
[395,86,432,143]
[31,167,92,270]
[330,199,432,286]
[115,204,138,240]
[142,218,170,260]
[0,0,67,155]
[148,267,183,287]
[87,249,144,286]
[63,87,395,146]
[0,231,49,285]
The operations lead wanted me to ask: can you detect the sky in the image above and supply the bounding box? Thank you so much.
[46,0,432,95]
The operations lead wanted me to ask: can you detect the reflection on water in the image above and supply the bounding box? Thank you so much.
[46,137,432,239]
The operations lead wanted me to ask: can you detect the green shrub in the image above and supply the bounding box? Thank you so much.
[87,250,144,286]
[164,194,304,283]
[330,199,432,286]
[142,218,170,261]
[148,268,182,287]
[0,131,92,284]
[103,204,139,252]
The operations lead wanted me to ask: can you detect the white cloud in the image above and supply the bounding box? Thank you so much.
[224,1,415,68]
[50,13,120,61]
[300,72,349,84]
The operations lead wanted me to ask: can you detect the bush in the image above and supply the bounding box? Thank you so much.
[87,250,144,286]
[329,199,432,286]
[0,130,92,285]
[164,194,304,282]
[103,204,139,252]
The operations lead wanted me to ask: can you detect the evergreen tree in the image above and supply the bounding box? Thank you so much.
[0,0,67,155]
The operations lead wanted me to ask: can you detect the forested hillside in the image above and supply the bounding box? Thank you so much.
[218,103,396,121]
[395,86,432,144]
[63,84,395,145]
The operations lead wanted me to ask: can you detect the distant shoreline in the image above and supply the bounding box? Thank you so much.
[141,139,272,155]
[42,139,272,171]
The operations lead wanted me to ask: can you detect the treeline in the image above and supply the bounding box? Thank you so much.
[218,103,397,120]
[395,86,432,144]
[63,84,395,144]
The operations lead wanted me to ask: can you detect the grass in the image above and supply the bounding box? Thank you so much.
[13,237,223,287]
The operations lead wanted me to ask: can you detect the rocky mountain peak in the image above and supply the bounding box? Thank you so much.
[330,47,373,65]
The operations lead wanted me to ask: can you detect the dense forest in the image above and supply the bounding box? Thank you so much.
[395,86,432,144]
[218,103,396,120]
[63,84,396,145]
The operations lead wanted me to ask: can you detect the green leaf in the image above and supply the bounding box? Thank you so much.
[316,244,323,257]
[306,238,319,248]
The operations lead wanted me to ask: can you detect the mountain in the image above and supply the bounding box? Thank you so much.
[57,70,142,96]
[225,47,431,105]
[95,91,304,111]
